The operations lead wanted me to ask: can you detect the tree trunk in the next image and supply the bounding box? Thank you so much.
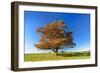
[55,49,59,56]
[52,49,59,56]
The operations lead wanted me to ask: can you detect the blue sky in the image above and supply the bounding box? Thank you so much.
[24,11,90,53]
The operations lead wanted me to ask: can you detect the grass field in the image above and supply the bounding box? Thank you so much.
[24,51,90,62]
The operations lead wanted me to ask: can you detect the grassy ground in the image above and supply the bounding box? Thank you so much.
[24,51,90,62]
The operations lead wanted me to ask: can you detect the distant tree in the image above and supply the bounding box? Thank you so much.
[35,20,76,55]
[61,51,65,53]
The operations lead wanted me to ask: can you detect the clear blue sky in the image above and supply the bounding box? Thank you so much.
[24,11,90,53]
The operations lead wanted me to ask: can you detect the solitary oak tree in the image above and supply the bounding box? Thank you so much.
[35,20,76,55]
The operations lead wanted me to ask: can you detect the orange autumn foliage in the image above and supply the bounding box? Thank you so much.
[35,20,76,55]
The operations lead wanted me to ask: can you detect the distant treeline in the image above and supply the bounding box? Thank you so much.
[57,51,90,57]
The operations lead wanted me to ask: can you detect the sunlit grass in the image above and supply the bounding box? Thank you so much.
[24,51,90,62]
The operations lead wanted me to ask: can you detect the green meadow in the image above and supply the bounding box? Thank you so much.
[24,51,90,62]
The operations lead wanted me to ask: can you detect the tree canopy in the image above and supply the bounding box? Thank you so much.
[35,20,76,55]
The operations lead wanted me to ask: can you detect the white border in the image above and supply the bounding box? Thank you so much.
[18,5,96,68]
